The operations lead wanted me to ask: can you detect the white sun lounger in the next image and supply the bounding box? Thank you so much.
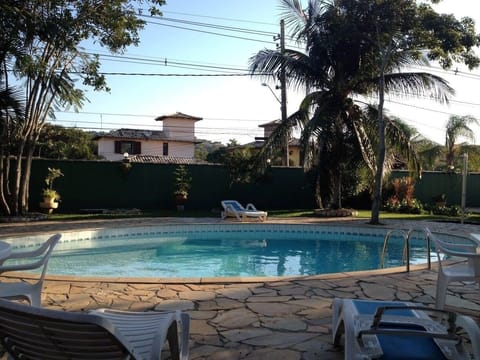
[332,298,480,360]
[221,200,267,222]
[0,298,190,360]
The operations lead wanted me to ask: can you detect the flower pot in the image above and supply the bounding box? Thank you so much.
[175,194,188,211]
[40,196,59,214]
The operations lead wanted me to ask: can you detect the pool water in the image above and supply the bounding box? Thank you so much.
[9,224,431,278]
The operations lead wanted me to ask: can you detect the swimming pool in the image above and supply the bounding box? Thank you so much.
[5,224,436,278]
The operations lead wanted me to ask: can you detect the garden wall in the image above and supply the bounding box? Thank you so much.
[390,170,480,207]
[29,159,316,212]
[27,161,480,213]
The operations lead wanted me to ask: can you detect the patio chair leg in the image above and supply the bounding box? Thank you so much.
[436,274,448,310]
[167,322,180,360]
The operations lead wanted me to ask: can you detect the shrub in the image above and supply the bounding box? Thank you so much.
[383,177,423,214]
[431,205,460,216]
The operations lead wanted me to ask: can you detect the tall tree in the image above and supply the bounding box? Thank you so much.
[249,0,459,211]
[0,0,165,216]
[368,0,480,224]
[444,115,479,170]
[36,124,99,160]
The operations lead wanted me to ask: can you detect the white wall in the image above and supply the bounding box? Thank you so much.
[97,138,195,161]
[163,119,195,141]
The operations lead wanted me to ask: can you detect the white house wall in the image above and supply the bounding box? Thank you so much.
[98,138,194,161]
[163,119,195,141]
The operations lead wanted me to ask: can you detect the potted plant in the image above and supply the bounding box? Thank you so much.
[40,167,64,213]
[173,165,191,210]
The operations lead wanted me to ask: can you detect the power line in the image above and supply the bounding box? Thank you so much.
[160,10,278,27]
[88,72,258,77]
[92,52,251,73]
[145,20,275,45]
[408,64,480,81]
[142,14,302,49]
[54,110,274,123]
[145,16,277,37]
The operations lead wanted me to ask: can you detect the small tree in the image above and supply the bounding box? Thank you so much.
[445,115,479,170]
[173,165,192,199]
[0,0,165,216]
[42,167,64,201]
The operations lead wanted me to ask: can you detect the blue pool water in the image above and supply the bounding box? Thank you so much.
[6,224,433,278]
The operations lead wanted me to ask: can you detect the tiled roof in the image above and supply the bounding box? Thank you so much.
[128,155,211,165]
[242,138,301,148]
[155,112,202,122]
[95,128,165,140]
[258,119,281,128]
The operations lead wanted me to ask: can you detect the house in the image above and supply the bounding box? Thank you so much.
[258,120,301,167]
[95,112,202,161]
[227,119,301,166]
[235,120,301,166]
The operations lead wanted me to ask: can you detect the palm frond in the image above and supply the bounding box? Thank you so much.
[383,72,454,103]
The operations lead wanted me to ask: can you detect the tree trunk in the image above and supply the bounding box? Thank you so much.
[0,150,11,215]
[315,168,324,209]
[20,138,36,214]
[370,68,387,224]
[334,172,342,209]
[10,138,27,216]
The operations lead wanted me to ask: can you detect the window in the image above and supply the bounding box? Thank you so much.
[163,142,169,156]
[114,141,141,155]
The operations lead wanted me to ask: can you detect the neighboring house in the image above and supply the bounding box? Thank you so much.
[95,112,202,161]
[258,120,301,167]
[235,120,301,166]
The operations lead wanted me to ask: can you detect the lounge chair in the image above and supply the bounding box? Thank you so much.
[332,298,480,360]
[221,200,267,222]
[0,234,61,307]
[0,297,190,360]
[425,227,480,309]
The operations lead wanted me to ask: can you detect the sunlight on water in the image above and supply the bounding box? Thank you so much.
[28,228,430,278]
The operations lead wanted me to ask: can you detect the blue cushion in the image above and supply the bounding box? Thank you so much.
[352,301,446,360]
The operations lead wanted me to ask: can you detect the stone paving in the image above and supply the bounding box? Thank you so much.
[1,216,479,359]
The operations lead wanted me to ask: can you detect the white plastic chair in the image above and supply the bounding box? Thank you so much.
[0,234,61,307]
[425,228,480,310]
[0,298,190,360]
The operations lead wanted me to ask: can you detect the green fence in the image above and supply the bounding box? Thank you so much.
[29,159,316,212]
[390,170,480,207]
[27,161,480,213]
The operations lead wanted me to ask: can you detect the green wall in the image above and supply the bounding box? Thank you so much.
[30,160,316,212]
[390,170,480,207]
[28,161,480,213]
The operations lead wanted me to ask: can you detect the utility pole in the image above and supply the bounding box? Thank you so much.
[461,153,468,224]
[279,19,288,167]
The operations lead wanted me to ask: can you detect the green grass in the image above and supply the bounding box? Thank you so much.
[48,209,218,221]
[356,210,480,223]
[46,208,480,224]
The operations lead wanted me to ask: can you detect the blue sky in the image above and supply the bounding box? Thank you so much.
[52,0,480,146]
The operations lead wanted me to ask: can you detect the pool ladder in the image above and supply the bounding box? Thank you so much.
[380,228,431,272]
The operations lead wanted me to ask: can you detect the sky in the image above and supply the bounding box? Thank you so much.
[51,0,480,146]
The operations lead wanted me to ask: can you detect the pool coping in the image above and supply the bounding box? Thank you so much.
[2,262,432,284]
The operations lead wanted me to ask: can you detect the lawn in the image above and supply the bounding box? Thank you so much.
[46,208,480,224]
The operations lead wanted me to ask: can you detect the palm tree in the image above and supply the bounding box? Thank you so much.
[249,0,452,210]
[445,115,479,170]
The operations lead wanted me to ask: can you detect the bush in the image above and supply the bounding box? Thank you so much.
[383,177,423,214]
[430,205,460,216]
[383,197,424,214]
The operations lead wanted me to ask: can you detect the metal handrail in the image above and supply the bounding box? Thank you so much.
[381,228,432,272]
[381,229,409,270]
